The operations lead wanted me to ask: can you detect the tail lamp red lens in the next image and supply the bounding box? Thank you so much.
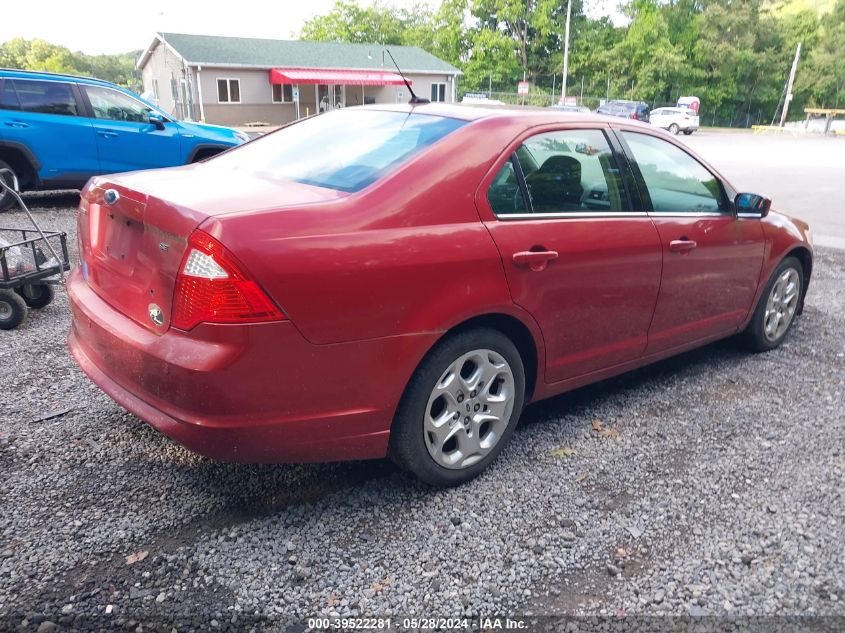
[172,230,284,330]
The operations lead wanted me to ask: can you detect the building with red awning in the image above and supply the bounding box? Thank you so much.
[137,33,461,126]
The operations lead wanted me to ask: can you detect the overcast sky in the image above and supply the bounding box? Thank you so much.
[2,0,622,55]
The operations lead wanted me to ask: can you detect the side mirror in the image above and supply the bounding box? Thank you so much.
[735,192,771,218]
[147,112,166,130]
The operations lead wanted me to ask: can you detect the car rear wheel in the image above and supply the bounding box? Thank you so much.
[744,256,803,352]
[668,123,680,135]
[0,290,27,330]
[389,328,525,486]
[0,160,18,212]
[683,130,694,135]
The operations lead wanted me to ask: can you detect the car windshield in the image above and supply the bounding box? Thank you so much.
[209,109,467,193]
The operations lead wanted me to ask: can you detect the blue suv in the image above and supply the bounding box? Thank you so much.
[0,69,249,211]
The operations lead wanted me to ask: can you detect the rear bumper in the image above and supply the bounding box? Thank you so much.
[67,269,435,463]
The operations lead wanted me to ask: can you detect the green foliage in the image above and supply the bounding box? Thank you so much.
[301,0,842,124]
[0,37,141,92]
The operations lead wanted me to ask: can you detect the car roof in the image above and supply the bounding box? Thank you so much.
[357,102,649,129]
[0,67,119,89]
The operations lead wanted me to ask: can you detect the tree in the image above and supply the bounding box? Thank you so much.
[0,38,141,92]
[798,0,845,108]
[301,1,410,44]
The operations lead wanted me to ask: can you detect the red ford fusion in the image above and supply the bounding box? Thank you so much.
[68,104,812,486]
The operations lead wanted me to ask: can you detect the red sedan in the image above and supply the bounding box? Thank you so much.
[68,105,812,486]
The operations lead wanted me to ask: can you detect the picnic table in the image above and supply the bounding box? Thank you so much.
[804,108,845,135]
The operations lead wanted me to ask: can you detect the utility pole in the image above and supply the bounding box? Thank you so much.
[779,43,802,127]
[560,0,572,105]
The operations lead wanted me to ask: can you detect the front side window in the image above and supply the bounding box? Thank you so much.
[621,131,725,213]
[10,79,79,116]
[493,129,627,215]
[217,78,240,103]
[430,83,446,102]
[208,109,466,193]
[84,85,150,122]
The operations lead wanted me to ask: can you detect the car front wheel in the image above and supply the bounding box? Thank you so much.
[389,328,525,486]
[745,256,804,352]
[669,123,680,135]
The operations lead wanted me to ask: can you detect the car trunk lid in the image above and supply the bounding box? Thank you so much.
[79,180,207,334]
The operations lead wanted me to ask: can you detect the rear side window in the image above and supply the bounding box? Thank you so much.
[622,131,725,213]
[0,81,21,111]
[10,79,79,116]
[488,158,528,215]
[209,110,467,193]
[490,129,627,215]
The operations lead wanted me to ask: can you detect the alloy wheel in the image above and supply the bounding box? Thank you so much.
[424,349,516,470]
[764,267,800,342]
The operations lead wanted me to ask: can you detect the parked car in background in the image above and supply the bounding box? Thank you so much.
[551,104,591,113]
[0,69,249,211]
[596,100,650,122]
[68,104,812,486]
[651,106,700,135]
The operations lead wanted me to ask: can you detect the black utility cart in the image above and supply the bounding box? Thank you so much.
[0,176,70,330]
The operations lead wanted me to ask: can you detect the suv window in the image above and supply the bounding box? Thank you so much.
[622,131,725,213]
[9,79,79,116]
[491,129,627,215]
[0,80,21,110]
[84,85,150,122]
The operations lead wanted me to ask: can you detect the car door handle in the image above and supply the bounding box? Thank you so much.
[97,130,119,138]
[4,121,30,128]
[513,250,559,272]
[669,239,697,253]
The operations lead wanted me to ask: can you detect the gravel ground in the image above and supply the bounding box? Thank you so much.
[1,192,843,632]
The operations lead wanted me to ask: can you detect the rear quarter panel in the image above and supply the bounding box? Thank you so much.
[199,117,538,347]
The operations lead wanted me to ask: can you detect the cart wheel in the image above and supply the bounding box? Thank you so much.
[0,290,27,330]
[0,160,19,212]
[16,284,55,309]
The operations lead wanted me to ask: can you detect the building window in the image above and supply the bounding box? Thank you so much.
[272,84,294,103]
[430,83,446,102]
[151,79,159,101]
[217,78,241,103]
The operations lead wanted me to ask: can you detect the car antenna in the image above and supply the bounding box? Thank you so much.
[385,49,429,105]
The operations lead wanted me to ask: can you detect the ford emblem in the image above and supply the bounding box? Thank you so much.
[148,303,164,327]
[104,189,120,205]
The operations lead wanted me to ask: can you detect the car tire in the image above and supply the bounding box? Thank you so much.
[0,160,18,213]
[0,289,27,330]
[15,284,55,309]
[668,123,680,135]
[389,328,526,487]
[683,130,694,135]
[744,256,804,353]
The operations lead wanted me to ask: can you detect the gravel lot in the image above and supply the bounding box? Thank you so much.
[1,192,843,632]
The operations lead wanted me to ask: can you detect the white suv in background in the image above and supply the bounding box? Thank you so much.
[650,107,700,135]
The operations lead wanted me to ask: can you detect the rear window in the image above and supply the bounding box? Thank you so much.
[209,109,467,193]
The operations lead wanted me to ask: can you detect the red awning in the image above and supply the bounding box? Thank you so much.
[269,68,409,86]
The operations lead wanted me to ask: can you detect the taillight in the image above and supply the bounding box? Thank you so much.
[630,113,638,120]
[172,230,284,330]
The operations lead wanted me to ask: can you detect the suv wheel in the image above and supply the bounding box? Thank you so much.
[0,160,19,212]
[668,123,680,135]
